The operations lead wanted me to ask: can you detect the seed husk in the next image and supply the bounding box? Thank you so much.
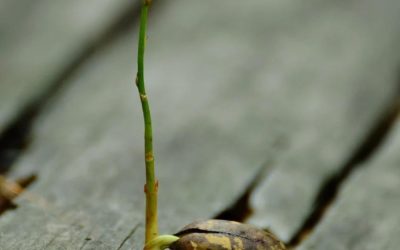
[170,219,286,250]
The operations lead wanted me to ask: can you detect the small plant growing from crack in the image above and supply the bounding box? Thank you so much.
[135,1,287,249]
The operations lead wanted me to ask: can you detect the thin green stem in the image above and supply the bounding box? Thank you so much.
[136,0,158,244]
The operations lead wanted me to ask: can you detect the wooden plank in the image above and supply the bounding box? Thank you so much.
[298,115,400,250]
[0,0,399,249]
[0,0,133,132]
[247,0,400,242]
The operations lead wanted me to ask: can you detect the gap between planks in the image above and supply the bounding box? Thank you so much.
[0,0,168,215]
[212,80,400,248]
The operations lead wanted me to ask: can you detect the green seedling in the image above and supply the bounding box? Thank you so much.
[135,0,159,243]
[134,1,286,249]
[135,1,178,249]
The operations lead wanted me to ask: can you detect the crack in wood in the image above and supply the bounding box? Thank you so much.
[116,223,141,250]
[210,78,400,248]
[287,83,400,248]
[0,1,144,175]
[0,0,166,216]
[214,138,288,222]
[213,162,274,222]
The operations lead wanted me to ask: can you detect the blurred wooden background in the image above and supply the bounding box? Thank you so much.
[0,0,400,249]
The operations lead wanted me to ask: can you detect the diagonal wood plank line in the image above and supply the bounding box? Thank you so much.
[247,0,400,242]
[298,108,400,250]
[288,91,400,247]
[1,0,400,249]
[0,1,335,248]
[0,0,170,217]
[0,1,147,174]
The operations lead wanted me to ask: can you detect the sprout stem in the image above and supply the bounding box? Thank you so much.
[136,0,158,243]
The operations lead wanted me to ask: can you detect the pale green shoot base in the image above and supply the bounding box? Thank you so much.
[143,235,180,250]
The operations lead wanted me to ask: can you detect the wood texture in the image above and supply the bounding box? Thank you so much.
[0,0,132,132]
[298,115,400,250]
[247,0,400,241]
[0,0,399,249]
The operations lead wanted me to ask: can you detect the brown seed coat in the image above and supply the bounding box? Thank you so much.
[170,220,286,250]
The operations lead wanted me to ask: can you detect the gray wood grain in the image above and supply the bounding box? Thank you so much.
[248,0,400,241]
[298,114,400,250]
[0,0,399,249]
[0,0,132,132]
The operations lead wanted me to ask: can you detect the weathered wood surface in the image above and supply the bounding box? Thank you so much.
[0,0,133,132]
[248,0,400,241]
[0,0,399,249]
[298,114,400,250]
